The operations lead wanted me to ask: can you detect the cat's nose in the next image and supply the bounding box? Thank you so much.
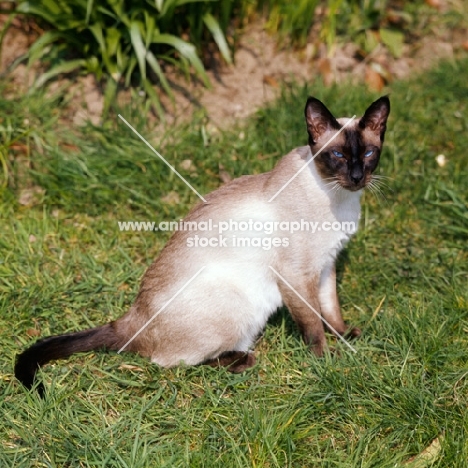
[351,174,363,184]
[350,168,364,184]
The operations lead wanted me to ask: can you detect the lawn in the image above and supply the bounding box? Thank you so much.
[0,57,467,467]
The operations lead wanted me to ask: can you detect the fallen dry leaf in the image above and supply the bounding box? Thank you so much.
[9,143,29,155]
[332,55,357,72]
[161,191,180,205]
[263,75,279,88]
[436,154,447,167]
[365,66,385,92]
[302,43,316,62]
[18,186,45,206]
[61,143,80,152]
[119,364,144,372]
[317,58,334,87]
[370,62,392,83]
[218,164,232,184]
[404,436,442,466]
[425,0,443,10]
[180,159,196,172]
[26,328,40,337]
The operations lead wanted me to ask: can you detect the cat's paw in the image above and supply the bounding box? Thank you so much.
[227,352,256,373]
[310,341,325,357]
[345,326,361,339]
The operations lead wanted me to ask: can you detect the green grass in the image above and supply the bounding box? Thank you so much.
[1,57,467,466]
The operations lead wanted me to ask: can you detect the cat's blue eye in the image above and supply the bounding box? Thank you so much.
[332,150,344,158]
[364,150,374,158]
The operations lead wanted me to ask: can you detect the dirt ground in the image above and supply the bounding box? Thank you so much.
[1,7,467,129]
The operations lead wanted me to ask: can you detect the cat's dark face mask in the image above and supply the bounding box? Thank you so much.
[305,96,390,192]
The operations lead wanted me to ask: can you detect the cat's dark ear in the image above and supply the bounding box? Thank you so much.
[359,96,390,141]
[305,97,341,145]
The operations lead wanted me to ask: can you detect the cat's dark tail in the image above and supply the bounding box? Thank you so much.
[15,323,123,397]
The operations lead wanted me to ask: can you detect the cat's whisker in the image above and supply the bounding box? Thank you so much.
[372,180,389,189]
[331,183,343,196]
[322,177,337,182]
[322,178,341,193]
[375,185,390,198]
[366,186,381,203]
[324,181,341,195]
[324,183,340,191]
[366,180,378,194]
[372,174,392,181]
[371,179,393,195]
[366,180,388,204]
[371,177,391,188]
[370,177,393,196]
[371,175,390,187]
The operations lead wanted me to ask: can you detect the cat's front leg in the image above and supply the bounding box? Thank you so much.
[319,262,361,339]
[278,275,326,356]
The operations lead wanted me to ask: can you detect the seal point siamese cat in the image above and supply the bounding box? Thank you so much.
[15,96,390,395]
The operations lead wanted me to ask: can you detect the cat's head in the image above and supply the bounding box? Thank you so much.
[304,96,390,192]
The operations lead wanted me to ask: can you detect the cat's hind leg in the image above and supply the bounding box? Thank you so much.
[202,351,256,373]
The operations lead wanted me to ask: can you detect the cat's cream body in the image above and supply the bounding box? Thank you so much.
[15,97,390,394]
[119,145,362,367]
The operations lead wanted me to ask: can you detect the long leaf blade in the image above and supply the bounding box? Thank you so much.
[27,30,64,65]
[33,59,86,88]
[142,78,165,121]
[202,13,232,64]
[152,33,210,87]
[130,22,147,80]
[146,51,174,101]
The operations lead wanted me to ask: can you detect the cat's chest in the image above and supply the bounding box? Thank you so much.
[328,193,361,225]
[304,184,361,226]
[294,190,361,263]
[323,198,360,250]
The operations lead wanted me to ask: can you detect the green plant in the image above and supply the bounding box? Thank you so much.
[260,0,320,47]
[321,0,389,51]
[258,0,416,58]
[328,0,429,58]
[11,0,237,118]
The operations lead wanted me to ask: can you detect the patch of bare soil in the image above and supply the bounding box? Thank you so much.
[0,13,37,88]
[1,9,467,129]
[167,18,467,128]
